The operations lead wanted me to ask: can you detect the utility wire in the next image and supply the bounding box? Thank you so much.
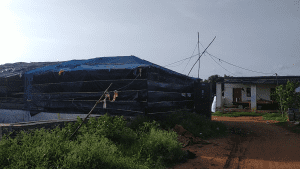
[187,36,216,76]
[182,43,198,73]
[163,53,200,67]
[207,53,238,76]
[205,52,277,76]
[197,32,201,78]
[164,38,278,77]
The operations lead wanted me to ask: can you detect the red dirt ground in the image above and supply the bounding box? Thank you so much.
[161,116,300,169]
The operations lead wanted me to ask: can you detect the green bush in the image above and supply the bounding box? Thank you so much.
[0,109,292,169]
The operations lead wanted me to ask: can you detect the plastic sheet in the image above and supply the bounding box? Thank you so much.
[1,56,200,123]
[22,56,197,114]
[0,109,102,123]
[0,109,31,123]
[211,96,217,113]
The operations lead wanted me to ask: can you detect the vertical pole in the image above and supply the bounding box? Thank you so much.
[197,32,201,79]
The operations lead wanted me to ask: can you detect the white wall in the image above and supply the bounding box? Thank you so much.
[216,83,222,107]
[223,83,252,105]
[223,83,232,106]
[251,85,257,109]
[256,84,277,100]
[216,82,286,109]
[222,83,279,107]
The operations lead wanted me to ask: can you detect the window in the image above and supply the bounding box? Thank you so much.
[247,88,251,97]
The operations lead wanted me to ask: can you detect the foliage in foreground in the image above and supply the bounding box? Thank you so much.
[0,110,226,169]
[270,80,300,117]
[0,109,293,169]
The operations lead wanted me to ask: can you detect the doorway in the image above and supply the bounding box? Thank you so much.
[233,88,242,102]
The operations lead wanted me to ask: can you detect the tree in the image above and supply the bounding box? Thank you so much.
[270,80,300,117]
[203,74,233,96]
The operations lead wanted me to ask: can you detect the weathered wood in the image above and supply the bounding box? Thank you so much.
[194,80,212,120]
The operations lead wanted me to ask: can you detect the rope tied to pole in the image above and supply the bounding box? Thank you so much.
[96,90,119,108]
[69,83,113,141]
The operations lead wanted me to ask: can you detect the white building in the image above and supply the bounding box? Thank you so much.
[216,76,300,110]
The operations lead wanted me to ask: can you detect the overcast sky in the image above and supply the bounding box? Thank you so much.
[1,0,300,81]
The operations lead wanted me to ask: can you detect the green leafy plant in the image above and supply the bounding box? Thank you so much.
[1,108,297,169]
[271,80,300,117]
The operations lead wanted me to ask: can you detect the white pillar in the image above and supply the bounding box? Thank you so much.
[251,85,257,109]
[216,83,222,108]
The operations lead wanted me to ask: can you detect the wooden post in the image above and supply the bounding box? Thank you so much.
[69,83,112,141]
[194,79,212,120]
[198,32,201,79]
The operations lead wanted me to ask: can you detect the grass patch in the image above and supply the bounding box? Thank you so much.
[212,110,300,134]
[212,110,290,122]
[0,108,295,169]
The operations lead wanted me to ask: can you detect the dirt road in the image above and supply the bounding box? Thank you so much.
[164,116,300,169]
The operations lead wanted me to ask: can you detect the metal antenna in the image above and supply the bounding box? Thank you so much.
[198,32,201,79]
[187,36,216,77]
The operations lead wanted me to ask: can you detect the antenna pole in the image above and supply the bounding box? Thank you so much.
[187,36,216,77]
[198,32,200,79]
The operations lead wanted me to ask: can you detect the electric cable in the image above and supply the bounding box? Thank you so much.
[163,40,208,69]
[163,53,200,67]
[182,43,198,73]
[207,53,238,76]
[201,38,279,77]
[187,36,216,77]
[205,52,277,76]
[164,39,280,78]
[197,32,201,78]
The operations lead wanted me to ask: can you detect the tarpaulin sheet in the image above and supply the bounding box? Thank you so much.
[18,56,198,118]
[0,61,63,78]
[0,109,31,123]
[0,56,203,123]
[147,80,194,93]
[0,109,101,123]
[24,56,196,79]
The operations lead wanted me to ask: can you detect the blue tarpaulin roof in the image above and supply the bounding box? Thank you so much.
[25,56,198,80]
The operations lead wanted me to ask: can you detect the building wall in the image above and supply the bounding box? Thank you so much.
[216,83,222,107]
[222,83,278,106]
[223,83,253,105]
[256,84,277,100]
[216,78,300,109]
[251,85,257,109]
